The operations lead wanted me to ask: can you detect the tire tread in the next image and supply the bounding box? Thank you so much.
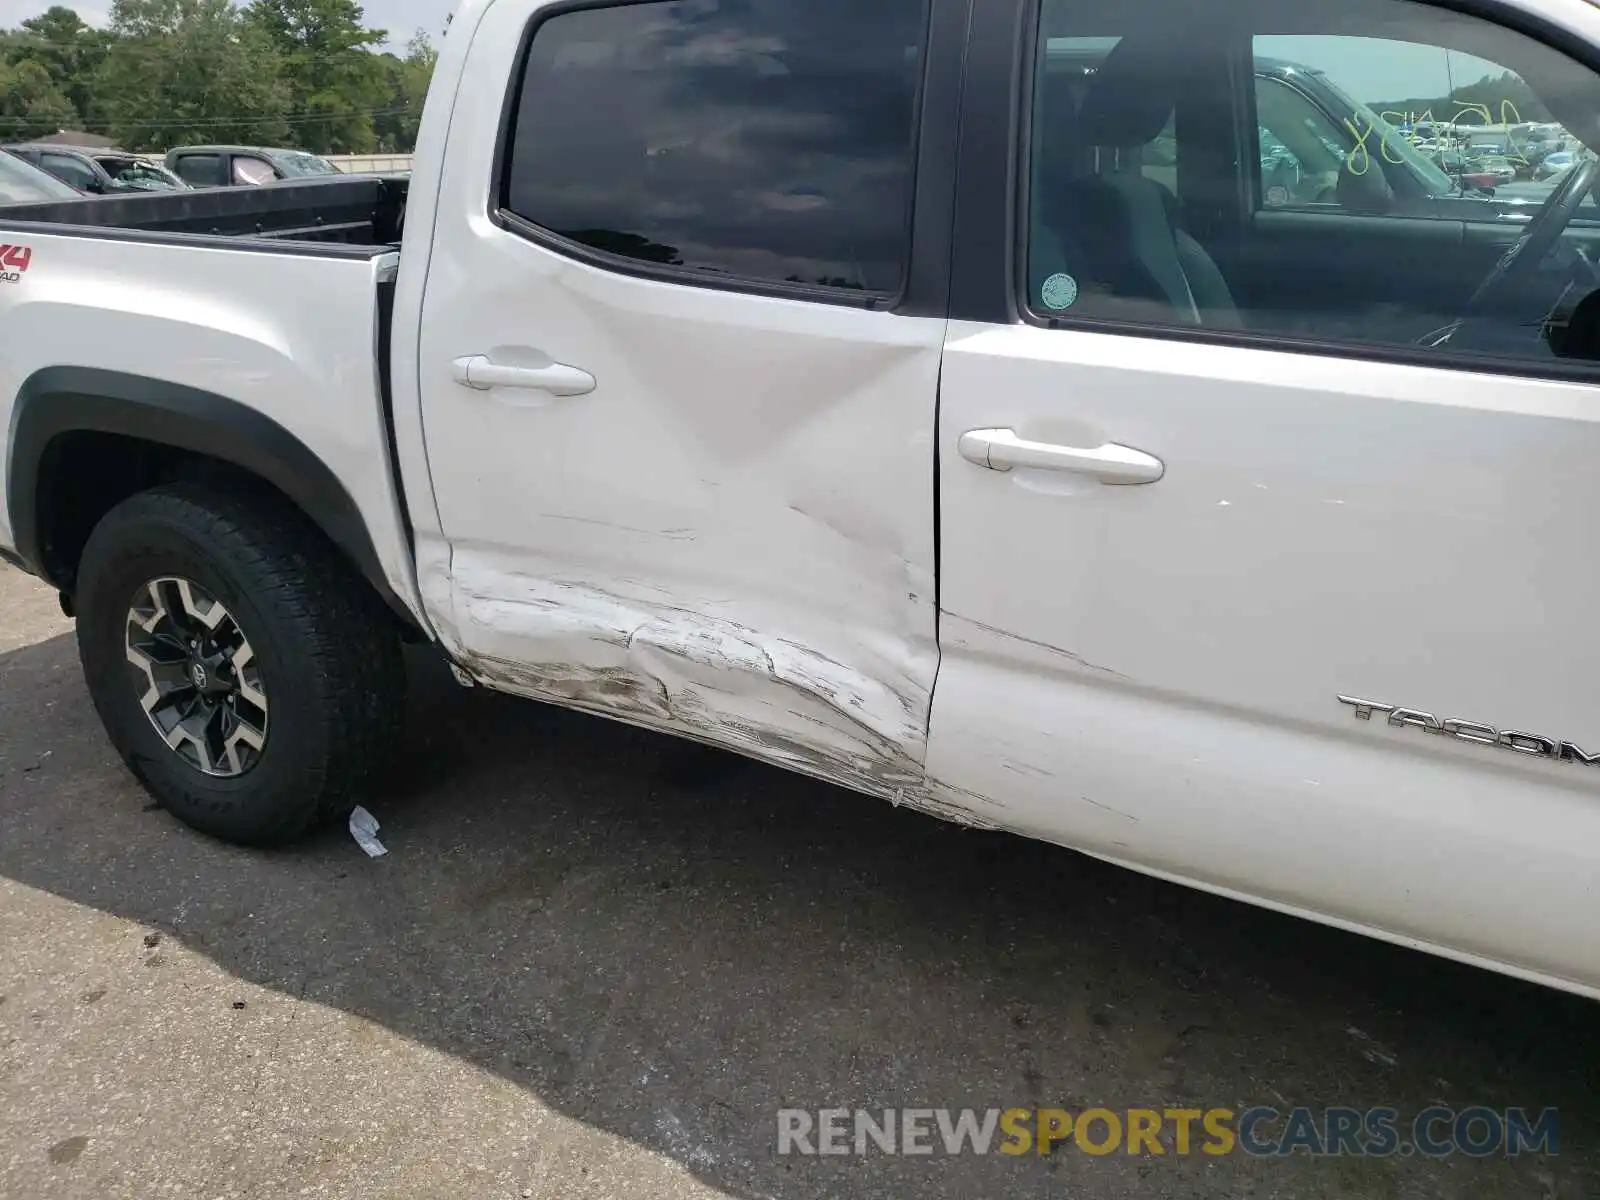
[76,481,404,845]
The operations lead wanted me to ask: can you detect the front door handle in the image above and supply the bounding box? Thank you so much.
[959,427,1164,485]
[451,354,596,397]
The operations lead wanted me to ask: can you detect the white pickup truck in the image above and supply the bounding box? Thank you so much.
[4,0,1600,997]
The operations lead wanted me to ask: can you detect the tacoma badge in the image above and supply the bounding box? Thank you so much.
[1337,696,1600,766]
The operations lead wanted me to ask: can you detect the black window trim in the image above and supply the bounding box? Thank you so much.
[955,0,1600,386]
[486,0,964,314]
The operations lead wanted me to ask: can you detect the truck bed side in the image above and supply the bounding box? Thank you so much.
[0,226,426,630]
[0,175,408,246]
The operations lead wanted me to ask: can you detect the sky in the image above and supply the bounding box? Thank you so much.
[0,3,1534,83]
[0,0,458,50]
[1255,36,1506,107]
[0,3,1543,103]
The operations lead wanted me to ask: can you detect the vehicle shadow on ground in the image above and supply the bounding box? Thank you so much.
[1,630,1597,1198]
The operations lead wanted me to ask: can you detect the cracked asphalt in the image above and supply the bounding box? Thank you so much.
[1,563,1597,1198]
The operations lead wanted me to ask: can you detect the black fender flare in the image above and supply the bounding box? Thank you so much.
[6,366,415,626]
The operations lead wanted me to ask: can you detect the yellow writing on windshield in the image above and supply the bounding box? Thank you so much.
[1358,99,1536,174]
[1341,117,1374,175]
[1380,110,1429,164]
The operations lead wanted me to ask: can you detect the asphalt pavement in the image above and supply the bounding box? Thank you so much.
[1,564,1596,1198]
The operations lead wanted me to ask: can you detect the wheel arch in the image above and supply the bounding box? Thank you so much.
[6,366,420,632]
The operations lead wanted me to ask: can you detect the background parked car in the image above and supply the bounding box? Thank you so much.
[1471,154,1518,185]
[0,148,88,204]
[1535,150,1577,180]
[4,144,187,194]
[165,145,341,188]
[1431,149,1503,193]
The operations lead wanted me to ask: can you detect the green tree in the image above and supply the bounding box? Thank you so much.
[8,7,112,125]
[371,30,434,152]
[96,0,290,151]
[246,0,386,153]
[1370,71,1553,127]
[0,56,77,141]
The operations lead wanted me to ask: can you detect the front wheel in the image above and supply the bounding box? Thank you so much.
[75,482,404,846]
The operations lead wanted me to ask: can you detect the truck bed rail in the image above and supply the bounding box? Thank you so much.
[0,175,408,246]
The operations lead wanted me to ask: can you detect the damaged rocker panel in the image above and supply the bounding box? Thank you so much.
[457,650,1002,829]
[439,562,1004,827]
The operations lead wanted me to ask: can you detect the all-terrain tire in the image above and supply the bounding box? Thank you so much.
[74,482,405,846]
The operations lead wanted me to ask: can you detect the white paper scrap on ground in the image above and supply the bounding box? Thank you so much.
[348,805,388,857]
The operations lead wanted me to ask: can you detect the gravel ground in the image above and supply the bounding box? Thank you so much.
[1,563,1595,1199]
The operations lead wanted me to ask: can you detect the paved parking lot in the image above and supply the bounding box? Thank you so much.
[1,563,1596,1198]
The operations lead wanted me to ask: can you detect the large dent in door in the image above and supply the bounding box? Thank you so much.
[414,288,982,823]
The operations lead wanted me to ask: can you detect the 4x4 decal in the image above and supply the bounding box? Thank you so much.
[0,243,32,282]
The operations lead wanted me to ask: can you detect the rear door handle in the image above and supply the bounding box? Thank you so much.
[959,427,1164,485]
[451,354,596,397]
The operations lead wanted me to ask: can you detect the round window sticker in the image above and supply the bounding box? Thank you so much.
[1040,272,1079,310]
[1265,184,1291,207]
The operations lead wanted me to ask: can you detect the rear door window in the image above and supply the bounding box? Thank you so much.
[500,0,930,298]
[173,154,225,186]
[39,153,97,191]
